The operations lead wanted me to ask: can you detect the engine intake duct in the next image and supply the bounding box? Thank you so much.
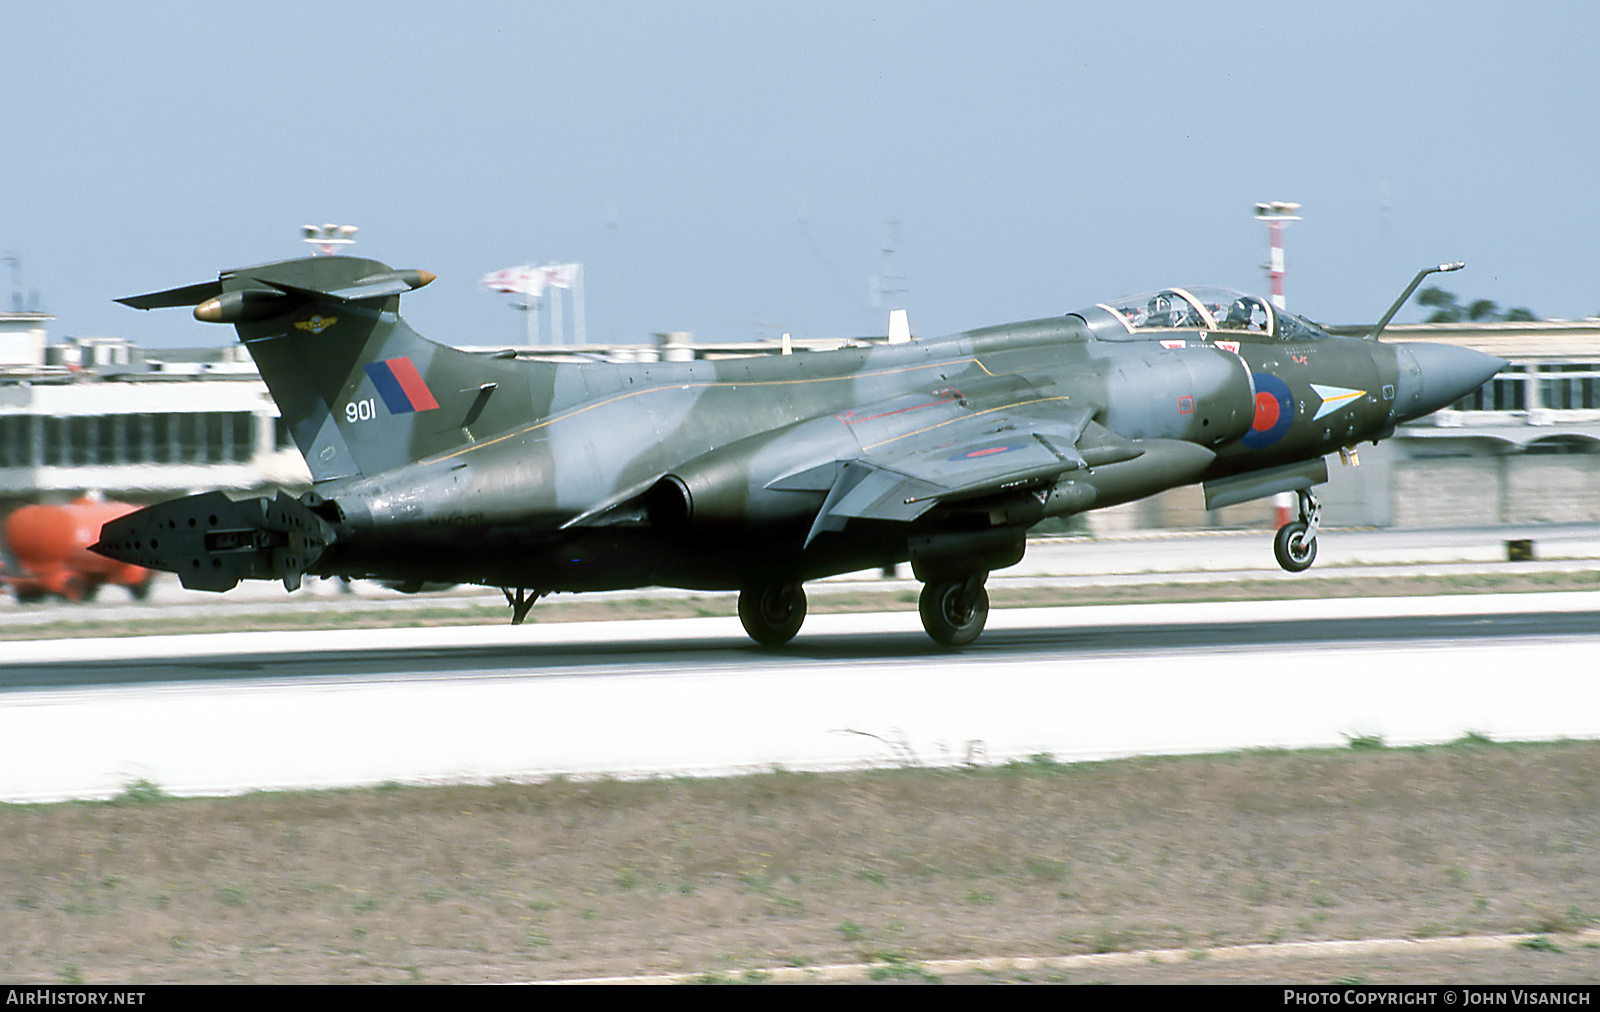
[92,490,336,593]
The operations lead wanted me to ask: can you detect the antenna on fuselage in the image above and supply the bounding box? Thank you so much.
[1367,261,1465,341]
[887,308,911,344]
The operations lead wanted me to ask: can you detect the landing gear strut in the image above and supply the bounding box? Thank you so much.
[739,582,807,646]
[1273,488,1321,573]
[919,573,989,647]
[502,586,547,625]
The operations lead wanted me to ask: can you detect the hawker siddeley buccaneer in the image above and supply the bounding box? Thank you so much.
[96,254,1504,646]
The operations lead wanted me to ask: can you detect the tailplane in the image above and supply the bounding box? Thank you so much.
[120,256,488,482]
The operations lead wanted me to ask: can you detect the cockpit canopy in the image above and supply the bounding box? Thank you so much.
[1088,287,1332,343]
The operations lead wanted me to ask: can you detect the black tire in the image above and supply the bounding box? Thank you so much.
[738,582,807,646]
[919,578,989,647]
[1274,521,1317,572]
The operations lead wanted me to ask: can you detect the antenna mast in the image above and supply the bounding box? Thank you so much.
[1254,201,1301,309]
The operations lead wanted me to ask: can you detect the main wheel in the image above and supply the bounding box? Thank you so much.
[738,582,807,646]
[919,577,990,647]
[1273,520,1317,572]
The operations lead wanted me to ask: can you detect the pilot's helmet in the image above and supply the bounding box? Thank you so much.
[1225,298,1252,325]
[1144,294,1173,327]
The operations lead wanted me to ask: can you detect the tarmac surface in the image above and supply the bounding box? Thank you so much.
[4,522,1599,627]
[4,591,1598,801]
[3,525,1599,984]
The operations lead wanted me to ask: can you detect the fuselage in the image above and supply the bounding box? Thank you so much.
[309,286,1475,593]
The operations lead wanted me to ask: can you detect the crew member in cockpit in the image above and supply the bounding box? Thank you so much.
[1222,296,1265,331]
[1143,294,1177,328]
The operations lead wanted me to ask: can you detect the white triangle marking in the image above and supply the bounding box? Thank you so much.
[1310,383,1366,420]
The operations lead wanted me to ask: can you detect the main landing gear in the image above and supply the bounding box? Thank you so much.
[738,582,807,646]
[918,572,990,647]
[737,572,994,647]
[1273,488,1321,573]
[502,586,548,625]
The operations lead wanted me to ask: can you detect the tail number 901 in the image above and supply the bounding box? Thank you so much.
[346,398,378,423]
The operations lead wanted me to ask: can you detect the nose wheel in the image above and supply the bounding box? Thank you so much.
[919,573,990,646]
[1273,489,1321,573]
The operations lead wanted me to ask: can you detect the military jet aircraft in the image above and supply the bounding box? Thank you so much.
[96,254,1503,646]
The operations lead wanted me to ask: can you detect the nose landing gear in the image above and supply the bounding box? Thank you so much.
[1273,488,1321,573]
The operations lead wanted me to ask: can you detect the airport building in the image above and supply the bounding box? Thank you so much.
[1332,320,1600,527]
[3,310,1597,528]
[0,315,309,514]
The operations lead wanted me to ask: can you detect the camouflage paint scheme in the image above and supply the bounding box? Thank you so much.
[98,255,1504,645]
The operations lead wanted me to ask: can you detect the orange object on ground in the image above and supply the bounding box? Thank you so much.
[2,497,152,602]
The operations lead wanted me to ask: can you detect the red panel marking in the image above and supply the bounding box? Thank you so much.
[387,356,440,412]
[834,397,952,425]
[1178,395,1195,414]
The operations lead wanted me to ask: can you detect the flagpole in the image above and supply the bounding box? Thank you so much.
[574,264,585,345]
[551,275,564,345]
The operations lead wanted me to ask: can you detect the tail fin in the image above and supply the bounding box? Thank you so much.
[121,256,500,482]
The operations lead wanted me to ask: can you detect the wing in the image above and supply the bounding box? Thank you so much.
[770,398,1121,547]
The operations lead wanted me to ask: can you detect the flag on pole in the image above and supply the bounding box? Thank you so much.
[540,263,580,290]
[479,265,547,297]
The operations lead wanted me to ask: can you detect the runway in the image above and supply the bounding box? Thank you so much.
[5,593,1600,691]
[2,592,1598,803]
[7,522,1600,630]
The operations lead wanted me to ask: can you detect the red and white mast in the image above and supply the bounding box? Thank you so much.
[1254,201,1301,310]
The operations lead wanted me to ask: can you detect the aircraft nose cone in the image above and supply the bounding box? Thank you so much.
[1392,342,1508,422]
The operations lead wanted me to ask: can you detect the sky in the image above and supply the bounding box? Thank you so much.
[5,1,1599,349]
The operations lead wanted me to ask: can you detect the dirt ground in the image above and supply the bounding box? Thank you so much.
[2,741,1597,984]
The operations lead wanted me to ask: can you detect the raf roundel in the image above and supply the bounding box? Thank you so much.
[1241,372,1294,449]
[951,443,1024,461]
